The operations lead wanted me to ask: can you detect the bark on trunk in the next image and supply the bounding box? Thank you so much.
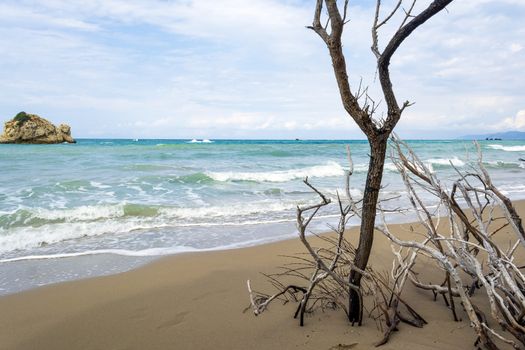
[348,137,388,324]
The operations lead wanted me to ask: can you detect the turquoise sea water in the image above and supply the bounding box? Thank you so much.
[1,138,525,293]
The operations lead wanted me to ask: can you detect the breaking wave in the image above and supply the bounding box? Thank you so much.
[0,201,304,253]
[425,157,465,167]
[188,139,213,143]
[488,144,525,152]
[206,161,345,182]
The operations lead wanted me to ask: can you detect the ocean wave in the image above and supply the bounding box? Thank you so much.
[170,173,215,184]
[383,163,399,172]
[353,162,432,173]
[352,163,369,173]
[488,144,525,152]
[0,204,161,230]
[0,219,150,254]
[0,205,124,229]
[498,184,525,195]
[0,200,303,254]
[55,180,92,191]
[350,158,464,175]
[188,139,213,144]
[316,187,363,198]
[90,181,111,189]
[0,207,379,262]
[0,200,304,230]
[482,161,523,169]
[158,202,297,218]
[206,161,345,182]
[425,157,465,167]
[268,150,293,157]
[0,200,306,253]
[125,164,174,171]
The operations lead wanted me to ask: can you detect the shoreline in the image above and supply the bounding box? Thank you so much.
[2,193,525,297]
[1,202,524,349]
[0,206,426,296]
[3,138,525,298]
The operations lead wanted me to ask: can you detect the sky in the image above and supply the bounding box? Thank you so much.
[0,0,524,139]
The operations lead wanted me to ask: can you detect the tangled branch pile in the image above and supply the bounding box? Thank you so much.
[247,139,525,349]
[380,136,525,349]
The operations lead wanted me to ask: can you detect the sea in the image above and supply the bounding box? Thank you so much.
[1,138,525,295]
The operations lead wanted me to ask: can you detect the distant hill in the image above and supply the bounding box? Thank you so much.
[459,131,525,140]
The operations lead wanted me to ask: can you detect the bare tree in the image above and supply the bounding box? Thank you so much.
[307,0,453,323]
[247,137,525,348]
[247,150,426,346]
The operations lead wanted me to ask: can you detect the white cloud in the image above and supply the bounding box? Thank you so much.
[0,0,524,139]
[0,3,99,31]
[510,43,523,53]
[493,110,525,130]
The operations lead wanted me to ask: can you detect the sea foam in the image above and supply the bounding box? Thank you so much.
[488,144,525,152]
[188,139,213,143]
[0,200,305,253]
[0,201,300,228]
[426,157,465,167]
[0,246,198,263]
[206,161,345,182]
[0,233,299,263]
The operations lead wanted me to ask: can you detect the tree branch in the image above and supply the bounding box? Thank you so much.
[379,0,452,134]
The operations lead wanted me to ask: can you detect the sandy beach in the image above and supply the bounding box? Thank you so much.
[1,0,524,348]
[1,201,523,350]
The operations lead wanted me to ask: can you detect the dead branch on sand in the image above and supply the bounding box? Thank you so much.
[248,137,525,349]
[377,136,525,349]
[247,146,425,346]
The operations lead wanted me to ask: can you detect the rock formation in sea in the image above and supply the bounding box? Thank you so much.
[0,112,76,144]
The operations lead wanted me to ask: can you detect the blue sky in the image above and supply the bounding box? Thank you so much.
[0,0,524,139]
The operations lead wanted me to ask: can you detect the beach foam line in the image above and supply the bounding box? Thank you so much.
[0,201,304,229]
[0,209,349,259]
[206,161,345,182]
[0,233,301,263]
[488,144,525,152]
[0,202,465,264]
[0,246,199,263]
[0,202,306,254]
[0,203,164,229]
[0,210,390,264]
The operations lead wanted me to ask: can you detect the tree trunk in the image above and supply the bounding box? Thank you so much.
[348,137,388,324]
[308,0,454,327]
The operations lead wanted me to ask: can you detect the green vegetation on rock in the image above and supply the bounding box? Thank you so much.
[13,111,31,126]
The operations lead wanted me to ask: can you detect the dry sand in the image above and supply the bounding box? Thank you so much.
[1,202,524,350]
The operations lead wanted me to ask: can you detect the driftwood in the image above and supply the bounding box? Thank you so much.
[247,146,425,346]
[247,137,525,349]
[377,136,525,349]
